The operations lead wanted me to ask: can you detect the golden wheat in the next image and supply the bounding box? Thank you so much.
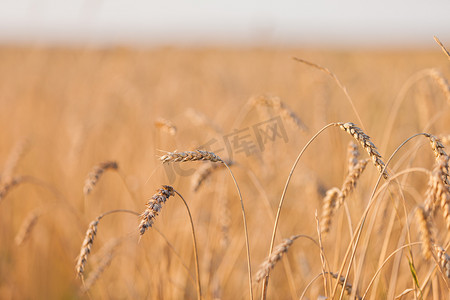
[154,117,177,136]
[139,185,175,235]
[83,161,119,195]
[338,122,388,179]
[415,206,434,260]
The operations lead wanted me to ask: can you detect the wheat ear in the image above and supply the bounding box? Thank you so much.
[154,117,177,136]
[338,122,388,179]
[347,141,360,173]
[83,161,118,195]
[330,272,361,299]
[15,209,41,246]
[255,235,301,282]
[251,94,308,131]
[320,188,341,234]
[191,161,233,192]
[138,185,175,235]
[415,207,434,260]
[76,209,139,279]
[338,159,369,205]
[434,245,450,278]
[428,69,450,104]
[0,176,23,203]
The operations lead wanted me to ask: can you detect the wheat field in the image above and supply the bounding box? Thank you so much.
[0,44,449,299]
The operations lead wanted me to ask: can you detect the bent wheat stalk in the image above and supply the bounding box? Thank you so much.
[160,151,252,299]
[76,209,139,279]
[139,185,202,300]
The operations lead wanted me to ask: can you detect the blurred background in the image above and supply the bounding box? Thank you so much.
[1,0,450,48]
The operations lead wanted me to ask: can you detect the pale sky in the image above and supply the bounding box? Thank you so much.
[1,0,450,48]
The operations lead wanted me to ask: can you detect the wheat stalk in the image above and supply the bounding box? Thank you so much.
[161,150,252,299]
[415,207,434,260]
[251,94,308,131]
[338,122,388,179]
[83,161,119,195]
[154,117,177,136]
[138,185,175,235]
[76,209,139,279]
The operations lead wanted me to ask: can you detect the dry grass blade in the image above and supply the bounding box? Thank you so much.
[0,176,23,203]
[320,188,341,234]
[83,161,119,195]
[160,150,223,163]
[415,207,434,260]
[434,36,450,61]
[255,235,300,282]
[15,209,41,246]
[434,245,450,278]
[154,117,177,136]
[191,161,233,192]
[338,122,388,179]
[138,185,174,235]
[251,94,308,131]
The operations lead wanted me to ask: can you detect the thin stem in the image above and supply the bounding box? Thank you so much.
[223,162,253,300]
[173,189,202,300]
[262,122,338,298]
[362,242,422,299]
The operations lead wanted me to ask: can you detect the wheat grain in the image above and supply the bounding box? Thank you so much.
[338,122,388,179]
[415,207,434,260]
[154,118,177,136]
[251,94,308,131]
[320,188,341,234]
[160,150,223,163]
[255,235,300,282]
[83,161,118,195]
[138,185,175,235]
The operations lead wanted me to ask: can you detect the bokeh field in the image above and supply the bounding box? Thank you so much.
[0,45,449,299]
